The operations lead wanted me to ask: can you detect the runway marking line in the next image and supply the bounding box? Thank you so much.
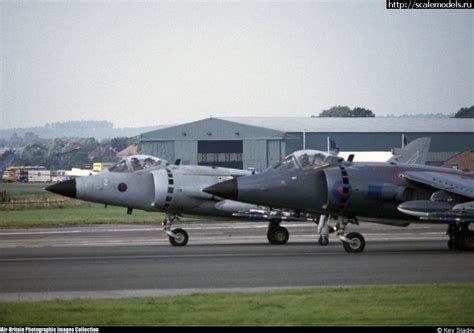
[0,248,458,263]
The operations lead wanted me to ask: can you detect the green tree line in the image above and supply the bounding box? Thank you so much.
[11,137,137,170]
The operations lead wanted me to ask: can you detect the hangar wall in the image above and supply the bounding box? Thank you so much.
[287,132,474,152]
[243,139,266,170]
[140,117,474,169]
[267,140,287,167]
[140,118,286,170]
[175,140,197,166]
[286,132,474,166]
[140,140,175,163]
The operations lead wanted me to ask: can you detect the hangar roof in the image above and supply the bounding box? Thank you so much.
[141,117,285,140]
[219,117,473,133]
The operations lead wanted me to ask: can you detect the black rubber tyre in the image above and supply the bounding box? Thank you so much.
[267,228,276,244]
[342,232,365,253]
[318,236,329,246]
[456,231,474,251]
[268,226,289,245]
[169,228,189,247]
[448,238,457,250]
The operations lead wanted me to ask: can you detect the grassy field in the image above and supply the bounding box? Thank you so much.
[0,182,223,227]
[0,182,76,210]
[0,182,170,226]
[0,182,57,197]
[1,283,473,326]
[0,203,168,227]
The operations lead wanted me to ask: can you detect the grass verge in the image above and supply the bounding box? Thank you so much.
[0,183,226,227]
[0,203,167,227]
[1,283,473,326]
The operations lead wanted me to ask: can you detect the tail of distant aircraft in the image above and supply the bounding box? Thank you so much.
[327,136,340,155]
[388,137,431,165]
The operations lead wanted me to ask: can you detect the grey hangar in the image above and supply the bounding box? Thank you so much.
[139,117,474,170]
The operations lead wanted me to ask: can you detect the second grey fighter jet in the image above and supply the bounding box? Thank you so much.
[204,143,474,253]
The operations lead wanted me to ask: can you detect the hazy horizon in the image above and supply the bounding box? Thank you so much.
[0,112,462,131]
[2,1,473,129]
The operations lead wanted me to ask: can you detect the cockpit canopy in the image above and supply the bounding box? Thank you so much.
[272,150,343,171]
[109,155,168,173]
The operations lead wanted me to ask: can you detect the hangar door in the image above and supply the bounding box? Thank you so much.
[197,140,243,169]
[267,140,282,167]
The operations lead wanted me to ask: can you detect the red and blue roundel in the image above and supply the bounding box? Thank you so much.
[118,183,128,192]
[331,180,352,200]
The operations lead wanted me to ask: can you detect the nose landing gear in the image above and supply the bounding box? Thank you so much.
[163,214,189,247]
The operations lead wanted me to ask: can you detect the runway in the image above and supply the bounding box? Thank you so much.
[0,221,473,301]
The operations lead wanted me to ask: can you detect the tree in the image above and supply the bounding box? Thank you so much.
[9,133,24,147]
[319,106,352,117]
[352,107,375,118]
[24,132,40,144]
[48,138,67,169]
[48,138,66,155]
[109,137,131,152]
[22,140,48,166]
[319,106,375,117]
[453,106,474,118]
[67,138,99,168]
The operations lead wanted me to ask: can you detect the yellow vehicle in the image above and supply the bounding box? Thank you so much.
[92,162,114,172]
[2,166,19,182]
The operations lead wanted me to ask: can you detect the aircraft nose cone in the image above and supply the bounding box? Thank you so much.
[203,178,238,200]
[45,179,77,198]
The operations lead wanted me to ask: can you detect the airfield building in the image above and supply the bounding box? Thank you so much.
[139,117,474,170]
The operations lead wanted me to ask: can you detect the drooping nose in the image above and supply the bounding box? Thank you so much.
[203,178,238,200]
[45,179,77,198]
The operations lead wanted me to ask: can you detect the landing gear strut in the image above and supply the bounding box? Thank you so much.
[267,220,289,245]
[163,214,189,247]
[447,223,473,251]
[317,215,330,246]
[315,215,365,252]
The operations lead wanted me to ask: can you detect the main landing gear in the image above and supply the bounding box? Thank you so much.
[447,223,474,251]
[316,215,365,253]
[163,214,189,247]
[267,220,290,245]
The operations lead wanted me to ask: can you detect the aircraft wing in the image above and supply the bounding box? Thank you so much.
[403,171,474,199]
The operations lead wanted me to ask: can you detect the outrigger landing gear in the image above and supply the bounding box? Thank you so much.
[163,214,189,247]
[447,223,474,251]
[336,216,365,253]
[267,220,289,245]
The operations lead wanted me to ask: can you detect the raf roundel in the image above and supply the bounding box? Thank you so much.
[118,183,128,192]
[331,180,352,200]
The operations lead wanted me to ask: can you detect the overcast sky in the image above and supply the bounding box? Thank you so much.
[1,0,472,129]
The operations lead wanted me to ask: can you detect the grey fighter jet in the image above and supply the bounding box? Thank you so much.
[46,154,263,246]
[204,142,474,253]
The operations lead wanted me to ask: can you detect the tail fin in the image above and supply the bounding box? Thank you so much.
[327,136,340,155]
[388,137,431,165]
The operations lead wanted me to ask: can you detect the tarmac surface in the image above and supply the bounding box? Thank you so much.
[0,221,473,301]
